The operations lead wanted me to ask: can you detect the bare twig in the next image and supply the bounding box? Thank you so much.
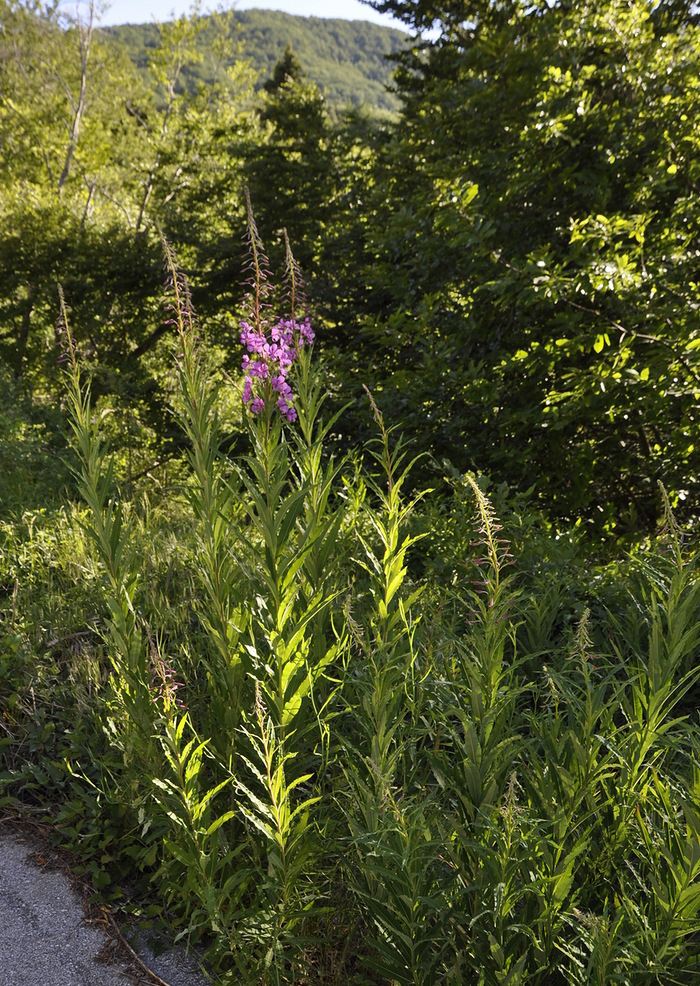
[104,913,176,986]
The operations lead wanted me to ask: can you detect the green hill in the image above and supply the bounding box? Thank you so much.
[102,8,408,112]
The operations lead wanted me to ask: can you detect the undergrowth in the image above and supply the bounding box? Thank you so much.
[2,218,700,985]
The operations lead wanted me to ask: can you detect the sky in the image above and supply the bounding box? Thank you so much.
[95,0,406,30]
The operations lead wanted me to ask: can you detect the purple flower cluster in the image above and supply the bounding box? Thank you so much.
[240,316,315,422]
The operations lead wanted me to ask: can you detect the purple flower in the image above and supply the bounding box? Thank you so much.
[278,398,297,422]
[299,317,315,346]
[272,375,293,401]
[240,313,314,421]
[249,360,269,380]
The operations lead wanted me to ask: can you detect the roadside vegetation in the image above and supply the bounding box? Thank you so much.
[2,1,700,983]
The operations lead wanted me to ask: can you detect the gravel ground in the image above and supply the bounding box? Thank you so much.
[0,833,211,986]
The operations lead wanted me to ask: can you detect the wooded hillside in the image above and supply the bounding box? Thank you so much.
[103,8,408,111]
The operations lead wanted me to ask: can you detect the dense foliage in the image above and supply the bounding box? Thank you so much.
[353,0,700,536]
[2,1,700,984]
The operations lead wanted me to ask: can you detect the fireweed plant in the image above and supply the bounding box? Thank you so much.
[160,222,346,984]
[4,215,700,986]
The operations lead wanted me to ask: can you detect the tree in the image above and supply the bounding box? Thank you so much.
[243,47,336,275]
[0,0,153,390]
[263,42,305,92]
[0,0,257,466]
[0,0,146,204]
[352,0,700,535]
